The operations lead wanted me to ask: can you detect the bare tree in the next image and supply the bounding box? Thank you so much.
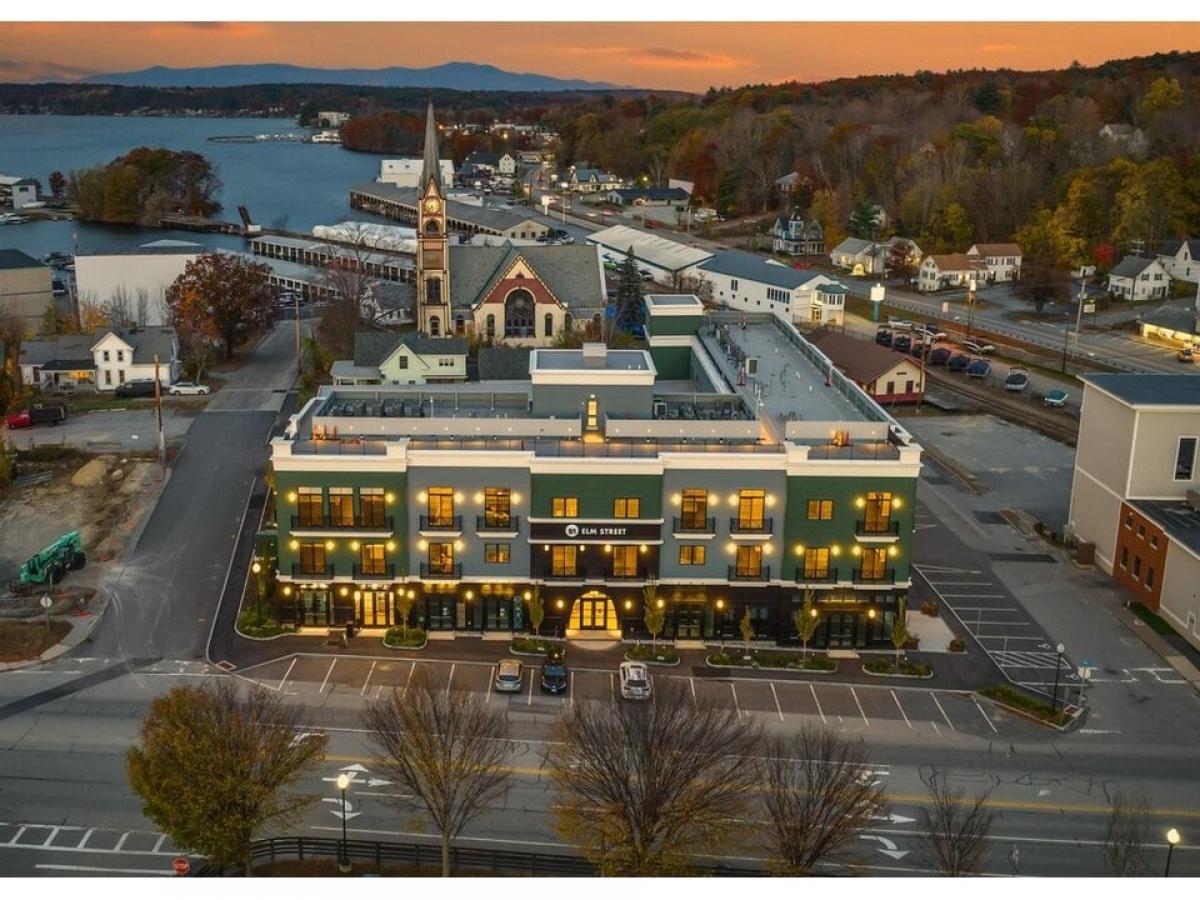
[761,725,887,874]
[1101,789,1152,876]
[102,285,136,329]
[546,679,761,875]
[316,222,404,356]
[916,767,996,876]
[134,288,151,327]
[362,672,509,877]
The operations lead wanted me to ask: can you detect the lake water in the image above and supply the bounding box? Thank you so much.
[0,115,388,258]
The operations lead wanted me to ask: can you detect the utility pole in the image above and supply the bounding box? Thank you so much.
[294,291,302,378]
[965,276,978,342]
[152,353,165,470]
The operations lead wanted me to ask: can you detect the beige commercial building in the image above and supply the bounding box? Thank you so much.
[1068,374,1200,649]
[0,249,54,337]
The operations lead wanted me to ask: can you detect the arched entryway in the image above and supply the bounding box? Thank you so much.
[567,590,619,638]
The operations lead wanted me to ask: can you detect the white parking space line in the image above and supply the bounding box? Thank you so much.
[78,829,94,849]
[953,606,1022,612]
[485,666,494,703]
[976,634,1047,641]
[113,833,129,852]
[770,683,784,722]
[810,684,826,724]
[360,661,376,697]
[277,658,297,693]
[931,694,955,730]
[940,594,1008,600]
[446,663,455,694]
[36,864,171,876]
[402,660,416,698]
[609,672,615,703]
[689,676,697,706]
[42,827,60,847]
[924,581,994,587]
[569,672,575,708]
[730,683,741,718]
[974,700,999,733]
[968,620,1033,627]
[850,687,869,727]
[319,659,337,694]
[931,720,941,736]
[890,690,912,729]
[152,835,166,852]
[527,669,535,706]
[7,827,28,846]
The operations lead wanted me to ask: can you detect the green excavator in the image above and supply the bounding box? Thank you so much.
[11,531,86,594]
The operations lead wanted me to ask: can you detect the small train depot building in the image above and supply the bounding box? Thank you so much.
[262,298,922,649]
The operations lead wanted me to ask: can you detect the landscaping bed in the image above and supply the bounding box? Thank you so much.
[0,619,71,661]
[235,607,296,639]
[384,627,428,650]
[978,683,1072,727]
[510,637,563,656]
[863,657,933,678]
[707,649,837,672]
[1130,602,1177,637]
[624,644,680,665]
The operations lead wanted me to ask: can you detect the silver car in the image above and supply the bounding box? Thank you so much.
[619,661,652,700]
[494,659,524,693]
[168,381,210,396]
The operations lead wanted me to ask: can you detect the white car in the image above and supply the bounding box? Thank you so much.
[963,340,995,355]
[494,659,524,693]
[619,661,652,700]
[168,382,211,396]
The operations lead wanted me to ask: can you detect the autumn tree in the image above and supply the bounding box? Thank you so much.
[126,680,328,875]
[891,599,910,669]
[68,147,220,224]
[761,725,888,874]
[363,673,509,877]
[166,253,276,358]
[642,580,664,650]
[793,591,820,661]
[547,679,761,874]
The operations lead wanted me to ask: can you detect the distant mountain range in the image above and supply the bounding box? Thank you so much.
[80,62,625,92]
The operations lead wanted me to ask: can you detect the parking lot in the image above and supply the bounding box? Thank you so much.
[237,652,1036,739]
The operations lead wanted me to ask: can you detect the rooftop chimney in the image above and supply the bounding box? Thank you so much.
[582,342,607,368]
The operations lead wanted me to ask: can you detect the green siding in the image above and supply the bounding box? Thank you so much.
[649,346,691,380]
[646,315,701,338]
[275,471,408,578]
[532,473,662,519]
[782,476,916,582]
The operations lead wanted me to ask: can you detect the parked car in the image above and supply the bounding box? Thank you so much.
[494,659,524,693]
[875,329,893,347]
[963,340,995,355]
[619,661,652,700]
[909,341,929,359]
[114,379,158,398]
[540,648,569,694]
[920,323,948,340]
[1005,368,1030,392]
[887,317,913,329]
[168,382,210,396]
[947,353,971,373]
[1044,389,1069,408]
[892,335,912,354]
[1178,347,1195,364]
[4,404,67,429]
[966,359,991,379]
[928,347,952,366]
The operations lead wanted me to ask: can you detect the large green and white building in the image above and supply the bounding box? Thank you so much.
[263,293,923,648]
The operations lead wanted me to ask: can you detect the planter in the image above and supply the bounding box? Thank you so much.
[383,628,428,651]
[861,662,934,680]
[510,637,566,657]
[976,686,1075,730]
[707,652,839,674]
[624,648,681,666]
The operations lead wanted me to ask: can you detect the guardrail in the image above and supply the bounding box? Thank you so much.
[191,835,767,877]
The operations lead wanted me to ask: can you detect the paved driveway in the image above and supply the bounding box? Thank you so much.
[8,408,195,453]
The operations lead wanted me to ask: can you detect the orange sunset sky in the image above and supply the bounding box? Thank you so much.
[2,22,1200,92]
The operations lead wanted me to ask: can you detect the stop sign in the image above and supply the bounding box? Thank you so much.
[172,857,190,876]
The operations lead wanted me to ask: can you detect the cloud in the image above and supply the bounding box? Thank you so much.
[977,43,1020,53]
[564,45,741,69]
[0,57,98,81]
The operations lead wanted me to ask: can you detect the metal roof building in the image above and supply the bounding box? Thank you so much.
[586,224,713,282]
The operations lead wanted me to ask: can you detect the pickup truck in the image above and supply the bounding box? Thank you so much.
[5,404,67,429]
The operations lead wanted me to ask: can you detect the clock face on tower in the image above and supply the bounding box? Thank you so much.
[423,198,441,214]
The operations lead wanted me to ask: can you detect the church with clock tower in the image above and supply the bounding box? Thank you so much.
[412,102,605,346]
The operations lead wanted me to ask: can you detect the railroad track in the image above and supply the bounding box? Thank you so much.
[924,369,1080,446]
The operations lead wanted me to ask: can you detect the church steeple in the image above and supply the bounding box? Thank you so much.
[420,99,442,193]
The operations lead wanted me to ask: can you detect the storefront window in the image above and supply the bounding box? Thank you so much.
[612,546,637,577]
[551,545,577,576]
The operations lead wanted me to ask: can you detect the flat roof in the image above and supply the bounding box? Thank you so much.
[350,182,543,233]
[645,294,704,310]
[1130,499,1200,558]
[532,348,651,371]
[587,224,713,273]
[698,249,830,290]
[1083,374,1200,408]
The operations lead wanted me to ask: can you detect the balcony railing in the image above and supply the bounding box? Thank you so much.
[607,567,654,582]
[353,563,396,580]
[420,562,461,579]
[672,516,716,534]
[542,565,580,581]
[419,514,463,532]
[856,519,900,537]
[729,517,772,535]
[728,564,771,582]
[291,563,334,579]
[795,566,839,584]
[290,514,394,531]
[855,566,896,584]
[476,514,520,533]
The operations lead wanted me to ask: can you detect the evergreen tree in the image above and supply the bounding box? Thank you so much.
[614,246,644,335]
[849,199,879,240]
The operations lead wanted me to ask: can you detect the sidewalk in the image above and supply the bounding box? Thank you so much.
[1103,591,1200,695]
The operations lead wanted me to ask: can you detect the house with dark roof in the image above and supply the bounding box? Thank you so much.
[1138,303,1200,349]
[1107,256,1170,302]
[829,237,887,275]
[772,214,824,256]
[966,242,1022,282]
[569,167,621,193]
[1157,239,1200,284]
[917,253,988,293]
[604,187,690,207]
[0,248,53,337]
[18,327,180,392]
[695,250,847,326]
[331,331,470,385]
[806,327,925,405]
[464,151,516,176]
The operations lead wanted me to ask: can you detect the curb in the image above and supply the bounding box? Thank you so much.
[624,653,681,667]
[383,640,428,652]
[974,691,1080,733]
[706,656,839,675]
[861,665,935,680]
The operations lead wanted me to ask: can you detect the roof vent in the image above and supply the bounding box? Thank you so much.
[582,342,607,368]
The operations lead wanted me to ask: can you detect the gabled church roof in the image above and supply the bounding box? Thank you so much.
[447,245,604,314]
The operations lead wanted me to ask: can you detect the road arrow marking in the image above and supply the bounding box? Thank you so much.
[366,777,392,788]
[328,810,361,821]
[870,813,916,825]
[340,764,369,773]
[859,835,910,860]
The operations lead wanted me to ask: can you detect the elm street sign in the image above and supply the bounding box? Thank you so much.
[529,521,662,542]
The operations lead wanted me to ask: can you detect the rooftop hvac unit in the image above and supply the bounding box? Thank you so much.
[653,401,666,419]
[745,357,758,377]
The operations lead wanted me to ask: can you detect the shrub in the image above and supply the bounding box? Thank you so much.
[920,599,939,616]
[235,607,293,638]
[510,637,561,655]
[979,684,1070,726]
[948,638,966,652]
[864,657,932,677]
[384,626,427,649]
[707,649,838,672]
[625,644,680,665]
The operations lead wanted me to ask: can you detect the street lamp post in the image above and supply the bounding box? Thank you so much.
[336,772,351,873]
[251,560,262,626]
[1051,641,1066,716]
[1165,828,1181,876]
[966,276,978,342]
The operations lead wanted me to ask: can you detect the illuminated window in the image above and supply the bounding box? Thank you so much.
[737,490,765,530]
[679,545,706,566]
[806,499,833,521]
[735,545,763,577]
[551,497,578,518]
[611,546,637,577]
[359,543,386,576]
[613,497,640,519]
[863,492,893,533]
[484,543,511,564]
[359,488,385,527]
[427,487,454,527]
[551,544,577,576]
[803,548,830,579]
[681,489,708,529]
[861,548,887,580]
[297,487,324,527]
[485,488,512,528]
[328,487,354,527]
[427,542,454,575]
